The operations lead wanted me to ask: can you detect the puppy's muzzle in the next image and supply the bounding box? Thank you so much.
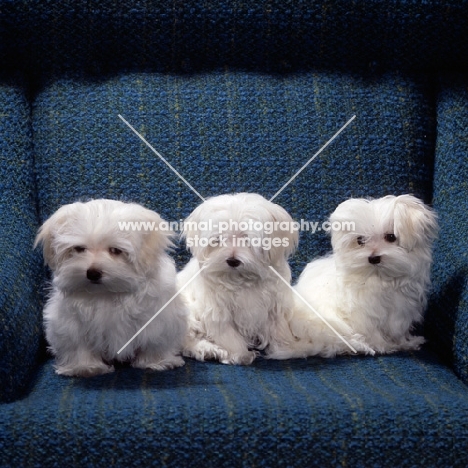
[87,268,103,283]
[368,255,381,265]
[226,257,242,268]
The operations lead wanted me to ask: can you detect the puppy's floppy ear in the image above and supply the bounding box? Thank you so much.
[129,205,173,272]
[180,205,202,253]
[393,195,438,251]
[263,200,299,261]
[34,205,70,270]
[329,198,370,250]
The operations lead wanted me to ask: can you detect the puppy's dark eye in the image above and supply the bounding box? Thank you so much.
[109,247,123,256]
[73,246,86,253]
[357,236,366,246]
[384,233,397,243]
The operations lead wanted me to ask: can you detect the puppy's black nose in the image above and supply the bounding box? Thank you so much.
[368,255,381,265]
[226,257,242,268]
[87,268,103,282]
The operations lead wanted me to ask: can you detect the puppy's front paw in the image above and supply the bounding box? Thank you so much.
[132,354,185,371]
[55,362,114,377]
[183,339,229,362]
[220,350,257,366]
[400,335,426,351]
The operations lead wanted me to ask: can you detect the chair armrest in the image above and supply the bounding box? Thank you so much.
[426,74,468,382]
[0,77,43,402]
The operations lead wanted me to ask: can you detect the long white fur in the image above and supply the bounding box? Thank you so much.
[34,199,187,377]
[272,194,438,359]
[178,192,299,365]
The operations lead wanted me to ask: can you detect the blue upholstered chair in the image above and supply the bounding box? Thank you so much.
[1,1,467,466]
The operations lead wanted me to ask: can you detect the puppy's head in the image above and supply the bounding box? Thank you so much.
[329,194,438,279]
[34,199,172,294]
[182,193,298,280]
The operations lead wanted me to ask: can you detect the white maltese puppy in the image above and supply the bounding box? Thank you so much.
[277,194,438,358]
[34,199,187,377]
[178,192,299,365]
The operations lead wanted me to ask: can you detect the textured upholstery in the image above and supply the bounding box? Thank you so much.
[3,352,468,467]
[32,72,436,272]
[1,1,468,466]
[0,74,44,402]
[1,0,468,75]
[426,74,468,380]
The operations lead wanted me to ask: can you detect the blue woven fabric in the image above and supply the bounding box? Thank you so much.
[426,74,468,380]
[2,350,468,467]
[0,0,468,74]
[1,0,468,466]
[33,71,435,274]
[0,75,43,402]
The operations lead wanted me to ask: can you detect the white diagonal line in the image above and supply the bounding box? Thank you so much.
[118,114,206,202]
[117,266,207,355]
[269,115,356,202]
[268,266,357,354]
